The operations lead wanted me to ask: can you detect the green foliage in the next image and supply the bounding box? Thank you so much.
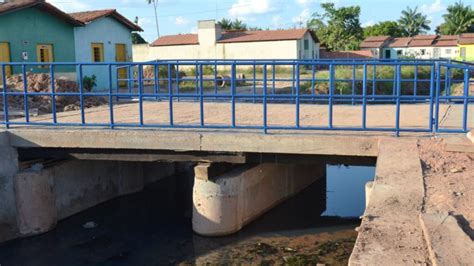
[218,18,248,31]
[307,3,363,51]
[132,33,147,44]
[398,7,431,36]
[437,1,474,35]
[82,75,97,92]
[364,21,404,38]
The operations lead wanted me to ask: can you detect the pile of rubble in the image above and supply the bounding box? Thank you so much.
[1,73,107,114]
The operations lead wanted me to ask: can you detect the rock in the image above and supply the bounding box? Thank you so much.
[82,221,98,229]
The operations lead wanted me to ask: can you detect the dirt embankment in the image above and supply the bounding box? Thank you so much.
[1,73,107,114]
[418,138,473,238]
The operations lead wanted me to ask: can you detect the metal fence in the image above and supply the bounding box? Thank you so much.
[0,59,472,135]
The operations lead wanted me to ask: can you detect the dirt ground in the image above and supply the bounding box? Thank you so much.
[418,138,474,239]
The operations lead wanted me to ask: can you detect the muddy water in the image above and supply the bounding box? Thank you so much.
[0,165,374,266]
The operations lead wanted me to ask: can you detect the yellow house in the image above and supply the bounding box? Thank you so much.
[458,33,474,61]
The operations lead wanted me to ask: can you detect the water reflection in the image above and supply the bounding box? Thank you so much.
[0,165,374,265]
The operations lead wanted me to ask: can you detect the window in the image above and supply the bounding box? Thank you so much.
[397,50,403,56]
[304,39,309,50]
[91,43,104,62]
[445,49,451,55]
[460,47,466,59]
[420,49,426,55]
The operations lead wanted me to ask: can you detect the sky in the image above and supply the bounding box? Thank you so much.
[48,0,466,42]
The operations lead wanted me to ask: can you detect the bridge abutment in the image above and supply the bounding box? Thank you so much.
[192,162,326,236]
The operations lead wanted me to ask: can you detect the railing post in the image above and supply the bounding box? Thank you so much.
[462,68,469,132]
[395,64,401,136]
[362,64,367,129]
[428,64,435,132]
[154,64,159,100]
[328,64,334,129]
[78,64,85,125]
[413,64,418,102]
[50,64,57,124]
[22,64,29,123]
[1,64,9,128]
[351,64,356,105]
[231,63,236,128]
[434,63,441,132]
[296,63,300,128]
[263,63,267,134]
[138,64,144,126]
[199,64,204,127]
[168,63,174,126]
[108,64,114,129]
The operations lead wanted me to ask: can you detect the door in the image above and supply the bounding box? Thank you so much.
[0,42,12,86]
[36,44,53,68]
[460,47,466,60]
[115,44,128,87]
[385,49,391,59]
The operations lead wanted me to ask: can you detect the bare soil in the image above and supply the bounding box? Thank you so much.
[418,138,474,239]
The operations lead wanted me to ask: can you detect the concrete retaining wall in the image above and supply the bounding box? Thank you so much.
[6,159,175,238]
[192,163,326,236]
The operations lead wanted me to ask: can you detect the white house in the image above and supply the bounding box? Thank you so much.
[69,9,142,90]
[431,35,459,59]
[133,20,320,62]
[360,36,391,59]
[382,37,412,59]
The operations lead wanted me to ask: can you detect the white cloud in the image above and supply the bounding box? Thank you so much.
[174,16,190,26]
[272,15,283,28]
[229,0,272,17]
[421,0,445,15]
[48,0,90,12]
[362,20,375,27]
[137,17,154,27]
[296,0,317,7]
[292,8,311,26]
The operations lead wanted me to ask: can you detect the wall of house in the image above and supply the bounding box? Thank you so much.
[457,44,474,61]
[133,39,306,62]
[383,48,407,59]
[433,46,459,59]
[297,32,319,60]
[0,7,76,74]
[73,17,133,91]
[405,47,434,59]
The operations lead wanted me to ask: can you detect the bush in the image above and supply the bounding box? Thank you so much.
[82,75,97,92]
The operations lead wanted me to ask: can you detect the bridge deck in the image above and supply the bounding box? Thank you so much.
[7,102,472,131]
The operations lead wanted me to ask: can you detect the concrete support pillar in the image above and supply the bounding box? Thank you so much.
[0,132,19,240]
[192,162,326,236]
[14,169,57,235]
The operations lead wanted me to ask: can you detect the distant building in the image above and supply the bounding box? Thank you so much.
[458,33,474,61]
[133,20,320,62]
[360,36,391,59]
[362,35,463,60]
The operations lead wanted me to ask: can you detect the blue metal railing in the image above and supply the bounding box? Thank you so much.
[0,59,472,135]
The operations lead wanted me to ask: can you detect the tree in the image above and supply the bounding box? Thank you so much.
[307,3,363,51]
[218,18,233,31]
[437,1,474,35]
[398,7,431,36]
[364,21,404,38]
[218,18,248,31]
[147,0,160,38]
[132,16,147,44]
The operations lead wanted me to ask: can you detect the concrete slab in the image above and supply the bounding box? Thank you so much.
[443,136,474,153]
[467,130,474,143]
[349,138,429,265]
[7,129,380,157]
[419,212,474,266]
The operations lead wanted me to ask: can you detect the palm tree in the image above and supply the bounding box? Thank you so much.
[438,1,474,35]
[231,19,247,31]
[398,7,431,36]
[147,0,159,38]
[219,18,233,31]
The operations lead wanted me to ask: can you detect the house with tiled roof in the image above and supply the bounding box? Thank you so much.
[0,0,142,90]
[133,20,320,61]
[362,35,461,60]
[359,36,391,59]
[0,0,82,78]
[69,9,142,89]
[458,33,474,61]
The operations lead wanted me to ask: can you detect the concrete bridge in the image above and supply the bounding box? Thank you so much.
[1,59,473,264]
